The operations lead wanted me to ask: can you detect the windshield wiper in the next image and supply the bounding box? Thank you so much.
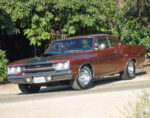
[65,50,83,53]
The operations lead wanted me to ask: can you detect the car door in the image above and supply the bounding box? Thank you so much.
[95,36,122,76]
[107,36,123,72]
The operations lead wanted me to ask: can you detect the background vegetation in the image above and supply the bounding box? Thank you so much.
[122,90,150,118]
[0,50,8,82]
[0,0,150,82]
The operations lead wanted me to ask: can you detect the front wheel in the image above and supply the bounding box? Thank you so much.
[18,84,41,94]
[71,66,93,90]
[120,60,136,80]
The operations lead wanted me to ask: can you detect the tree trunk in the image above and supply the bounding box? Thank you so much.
[50,22,62,43]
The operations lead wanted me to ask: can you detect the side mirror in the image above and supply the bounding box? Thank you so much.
[99,44,105,50]
[95,43,99,50]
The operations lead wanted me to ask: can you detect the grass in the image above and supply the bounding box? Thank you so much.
[122,90,150,118]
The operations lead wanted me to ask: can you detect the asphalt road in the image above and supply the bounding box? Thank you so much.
[0,71,150,103]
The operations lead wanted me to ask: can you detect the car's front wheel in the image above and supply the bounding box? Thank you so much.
[18,84,41,94]
[120,60,136,80]
[71,66,93,90]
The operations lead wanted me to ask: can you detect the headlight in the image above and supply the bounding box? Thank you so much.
[53,61,69,71]
[7,67,22,75]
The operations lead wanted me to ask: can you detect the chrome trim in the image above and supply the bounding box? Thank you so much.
[7,70,72,79]
[7,60,68,67]
[78,66,92,87]
[78,63,95,78]
[24,67,54,72]
[124,58,136,71]
[7,70,73,84]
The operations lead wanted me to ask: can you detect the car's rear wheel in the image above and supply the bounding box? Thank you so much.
[72,66,93,90]
[120,60,136,80]
[18,84,41,94]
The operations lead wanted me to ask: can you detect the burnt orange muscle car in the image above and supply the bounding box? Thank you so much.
[7,34,147,93]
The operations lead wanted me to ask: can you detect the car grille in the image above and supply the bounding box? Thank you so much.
[24,71,56,75]
[23,63,54,74]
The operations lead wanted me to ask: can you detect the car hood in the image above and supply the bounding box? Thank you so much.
[8,52,80,66]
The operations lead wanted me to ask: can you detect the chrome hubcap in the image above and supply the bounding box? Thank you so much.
[78,68,92,87]
[127,62,134,76]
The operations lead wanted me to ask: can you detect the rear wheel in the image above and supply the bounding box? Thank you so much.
[72,66,93,90]
[18,84,41,94]
[120,60,136,80]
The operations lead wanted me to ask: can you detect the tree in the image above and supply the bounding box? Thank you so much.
[0,0,150,55]
[0,0,54,46]
[0,0,118,43]
[53,0,118,38]
[0,49,8,82]
[117,0,150,56]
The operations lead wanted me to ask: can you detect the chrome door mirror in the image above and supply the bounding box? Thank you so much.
[95,43,99,50]
[99,44,105,50]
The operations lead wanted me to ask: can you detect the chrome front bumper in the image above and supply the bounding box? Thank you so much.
[7,70,73,84]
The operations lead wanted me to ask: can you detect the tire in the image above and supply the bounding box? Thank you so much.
[120,60,136,80]
[18,84,41,94]
[71,66,93,90]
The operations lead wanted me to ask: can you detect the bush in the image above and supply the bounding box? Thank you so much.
[0,49,8,83]
[122,90,150,118]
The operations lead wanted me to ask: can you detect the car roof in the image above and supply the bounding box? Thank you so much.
[65,34,108,40]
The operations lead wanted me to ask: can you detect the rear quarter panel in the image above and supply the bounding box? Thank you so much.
[122,45,146,65]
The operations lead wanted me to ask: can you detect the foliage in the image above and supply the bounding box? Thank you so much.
[0,49,8,82]
[0,0,150,55]
[0,8,15,36]
[117,0,150,56]
[23,0,54,45]
[122,90,150,118]
[0,0,54,46]
[53,0,118,37]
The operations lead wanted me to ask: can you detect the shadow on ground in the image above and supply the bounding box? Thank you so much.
[18,71,147,95]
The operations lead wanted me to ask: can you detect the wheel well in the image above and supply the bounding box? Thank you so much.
[81,64,94,77]
[131,59,136,64]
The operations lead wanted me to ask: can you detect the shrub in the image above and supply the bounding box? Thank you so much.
[0,49,8,83]
[122,90,150,118]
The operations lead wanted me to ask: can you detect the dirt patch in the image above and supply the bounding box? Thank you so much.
[0,84,19,94]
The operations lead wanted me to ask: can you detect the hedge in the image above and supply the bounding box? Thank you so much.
[0,49,8,83]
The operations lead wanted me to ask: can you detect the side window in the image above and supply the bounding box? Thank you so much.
[96,37,110,49]
[108,37,119,47]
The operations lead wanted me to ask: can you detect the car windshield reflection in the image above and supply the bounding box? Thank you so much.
[47,38,93,54]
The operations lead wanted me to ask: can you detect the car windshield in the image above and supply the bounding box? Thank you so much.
[46,38,93,54]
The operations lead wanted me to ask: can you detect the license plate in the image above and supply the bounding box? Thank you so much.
[33,77,46,83]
